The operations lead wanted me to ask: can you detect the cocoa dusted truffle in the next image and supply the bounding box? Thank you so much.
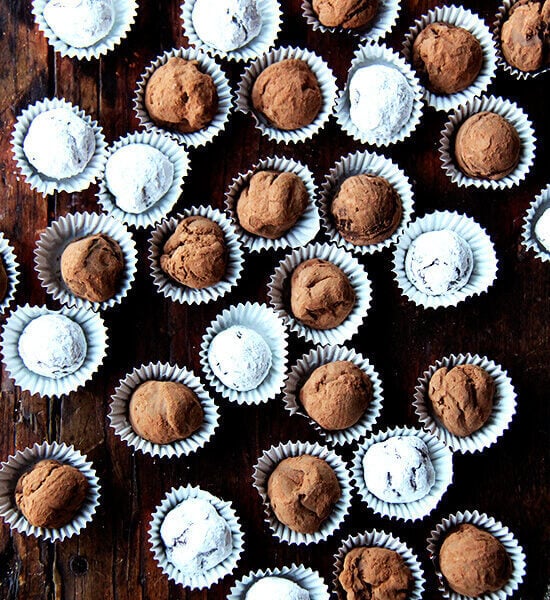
[454,112,521,180]
[439,524,512,596]
[0,258,8,302]
[15,459,89,528]
[429,364,495,437]
[145,58,218,133]
[267,455,341,533]
[160,216,227,289]
[61,233,125,303]
[251,59,322,130]
[312,0,378,30]
[300,361,372,430]
[331,174,402,246]
[290,259,355,330]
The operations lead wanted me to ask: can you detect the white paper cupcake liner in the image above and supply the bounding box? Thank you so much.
[149,484,244,589]
[1,304,108,398]
[228,564,330,599]
[319,149,415,255]
[301,0,400,43]
[11,97,107,197]
[0,441,101,542]
[236,46,337,144]
[282,345,383,446]
[402,5,497,112]
[333,530,425,600]
[252,440,353,545]
[334,42,424,147]
[34,211,138,312]
[427,510,526,600]
[521,183,550,262]
[392,211,498,309]
[0,233,20,315]
[351,425,454,522]
[199,302,288,404]
[32,0,137,60]
[225,155,320,252]
[108,361,220,459]
[181,0,282,62]
[493,0,550,81]
[268,242,373,346]
[413,353,517,454]
[134,47,233,149]
[149,206,244,305]
[439,95,536,190]
[96,130,190,229]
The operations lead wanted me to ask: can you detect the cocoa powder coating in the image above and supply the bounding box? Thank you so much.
[312,0,379,29]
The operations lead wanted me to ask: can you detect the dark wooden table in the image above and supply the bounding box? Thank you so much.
[0,0,548,598]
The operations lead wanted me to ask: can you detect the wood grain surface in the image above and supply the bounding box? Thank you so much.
[0,0,549,598]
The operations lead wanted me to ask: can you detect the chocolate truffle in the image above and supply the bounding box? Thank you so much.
[267,455,341,534]
[0,258,8,302]
[300,360,372,430]
[439,524,512,596]
[429,364,495,437]
[535,206,550,251]
[160,216,227,289]
[412,22,483,94]
[454,111,521,180]
[339,547,413,600]
[61,233,125,303]
[15,459,89,528]
[290,258,355,330]
[129,380,204,444]
[145,58,218,133]
[312,0,378,29]
[251,59,322,130]
[236,170,308,239]
[501,0,550,72]
[331,174,403,245]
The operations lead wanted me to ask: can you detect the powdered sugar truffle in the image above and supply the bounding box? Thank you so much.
[246,576,310,600]
[534,207,550,253]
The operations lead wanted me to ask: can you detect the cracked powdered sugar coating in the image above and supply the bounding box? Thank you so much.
[535,207,550,252]
[246,576,310,600]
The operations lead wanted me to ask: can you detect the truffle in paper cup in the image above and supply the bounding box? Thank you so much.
[268,242,373,346]
[413,353,517,454]
[199,302,288,404]
[282,345,383,446]
[402,5,497,112]
[108,361,220,458]
[149,484,244,589]
[34,211,138,311]
[225,155,320,252]
[236,46,337,144]
[1,304,108,398]
[0,233,20,315]
[11,97,107,197]
[0,441,100,542]
[392,210,498,310]
[181,0,282,62]
[334,42,424,147]
[333,529,425,600]
[351,425,453,522]
[439,95,536,190]
[427,510,526,600]
[522,183,550,262]
[319,149,414,255]
[134,47,232,149]
[252,440,353,545]
[149,206,244,305]
[97,131,190,229]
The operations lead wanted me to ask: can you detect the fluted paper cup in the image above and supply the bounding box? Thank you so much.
[236,46,337,144]
[522,183,550,263]
[1,304,108,398]
[282,345,383,446]
[319,149,415,254]
[0,233,20,315]
[351,426,453,522]
[11,97,107,197]
[392,211,498,309]
[225,155,320,252]
[427,510,526,600]
[149,484,244,589]
[439,95,536,190]
[252,440,353,545]
[0,441,100,542]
